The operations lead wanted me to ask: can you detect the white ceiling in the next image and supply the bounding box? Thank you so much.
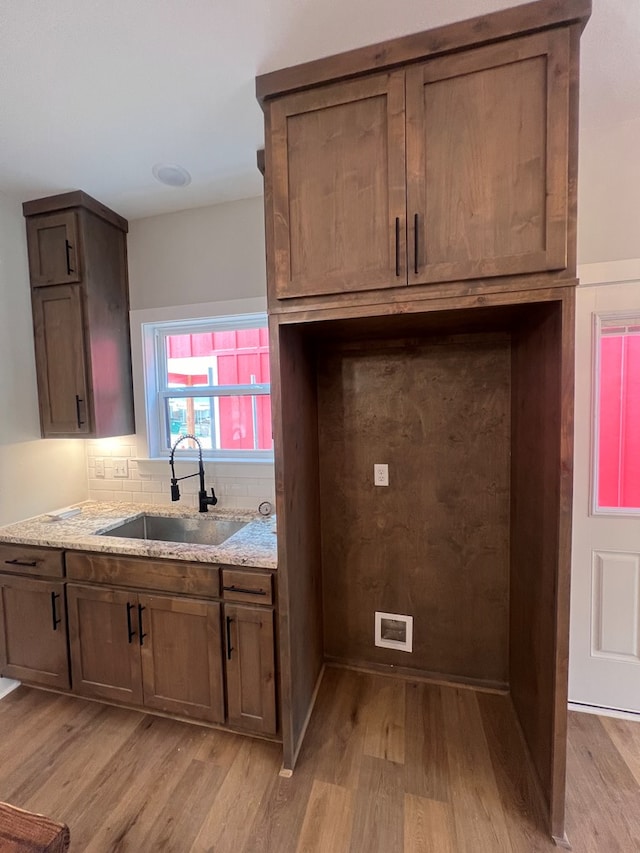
[0,0,638,221]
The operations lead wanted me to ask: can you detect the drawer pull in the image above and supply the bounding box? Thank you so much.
[126,602,136,644]
[5,558,38,567]
[138,604,147,646]
[223,584,267,596]
[51,592,62,631]
[226,615,234,660]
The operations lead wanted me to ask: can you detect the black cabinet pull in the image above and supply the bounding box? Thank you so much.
[226,615,233,660]
[75,395,85,428]
[414,212,419,275]
[126,602,136,644]
[65,239,74,275]
[51,592,61,631]
[138,604,146,646]
[5,558,37,567]
[395,217,400,277]
[223,585,267,596]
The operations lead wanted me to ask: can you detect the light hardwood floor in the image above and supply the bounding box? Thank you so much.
[0,667,638,852]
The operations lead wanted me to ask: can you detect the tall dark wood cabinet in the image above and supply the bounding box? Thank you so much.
[23,191,134,438]
[257,0,590,843]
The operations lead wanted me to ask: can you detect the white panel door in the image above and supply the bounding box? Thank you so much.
[570,264,640,713]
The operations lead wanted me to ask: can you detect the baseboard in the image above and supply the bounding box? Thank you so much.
[0,678,20,700]
[568,702,640,722]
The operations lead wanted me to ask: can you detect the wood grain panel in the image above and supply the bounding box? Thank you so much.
[0,544,64,578]
[404,794,457,853]
[256,0,591,103]
[222,567,273,604]
[318,332,511,684]
[406,29,569,284]
[139,594,224,723]
[0,575,69,689]
[66,583,143,705]
[25,210,80,286]
[509,294,573,839]
[270,72,406,299]
[270,319,324,769]
[296,780,353,853]
[65,551,220,597]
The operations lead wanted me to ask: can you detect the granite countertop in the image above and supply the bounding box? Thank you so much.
[0,501,277,569]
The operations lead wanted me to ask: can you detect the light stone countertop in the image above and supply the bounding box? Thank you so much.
[0,501,277,569]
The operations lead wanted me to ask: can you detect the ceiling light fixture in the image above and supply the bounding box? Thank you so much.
[152,163,192,187]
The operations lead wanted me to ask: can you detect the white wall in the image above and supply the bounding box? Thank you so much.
[128,196,266,310]
[85,196,275,511]
[0,193,87,525]
[578,117,640,265]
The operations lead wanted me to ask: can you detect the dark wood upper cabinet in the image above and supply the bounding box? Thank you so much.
[26,210,81,286]
[263,10,581,304]
[406,29,570,285]
[23,191,134,438]
[269,72,407,299]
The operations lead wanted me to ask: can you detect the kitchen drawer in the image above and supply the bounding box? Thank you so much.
[66,552,220,597]
[222,568,273,605]
[0,543,64,578]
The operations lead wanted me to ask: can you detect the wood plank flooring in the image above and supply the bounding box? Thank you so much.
[0,668,638,852]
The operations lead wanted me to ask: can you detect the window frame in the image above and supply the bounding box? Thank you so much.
[132,300,273,464]
[592,309,640,517]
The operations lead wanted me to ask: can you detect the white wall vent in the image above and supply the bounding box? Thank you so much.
[375,611,413,653]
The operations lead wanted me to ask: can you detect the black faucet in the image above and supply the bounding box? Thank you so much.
[169,434,217,512]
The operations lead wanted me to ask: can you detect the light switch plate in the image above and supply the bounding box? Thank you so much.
[95,457,105,478]
[113,458,129,478]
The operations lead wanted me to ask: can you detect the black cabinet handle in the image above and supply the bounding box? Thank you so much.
[223,585,267,596]
[65,239,74,275]
[126,602,136,644]
[5,558,37,567]
[51,592,61,631]
[75,395,85,428]
[138,604,146,646]
[395,217,400,277]
[226,615,233,660]
[414,212,419,275]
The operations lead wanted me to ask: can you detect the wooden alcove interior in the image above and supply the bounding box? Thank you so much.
[272,288,574,840]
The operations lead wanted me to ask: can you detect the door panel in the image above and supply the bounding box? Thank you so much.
[0,575,69,689]
[26,211,81,285]
[406,29,569,284]
[139,594,224,723]
[32,285,90,436]
[67,584,143,705]
[225,604,276,734]
[270,71,407,299]
[570,276,640,713]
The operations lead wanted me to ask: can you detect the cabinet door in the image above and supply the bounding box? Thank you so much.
[26,211,81,286]
[31,284,91,436]
[224,604,276,734]
[270,71,406,299]
[406,29,570,285]
[0,575,69,689]
[67,584,143,705]
[138,594,224,723]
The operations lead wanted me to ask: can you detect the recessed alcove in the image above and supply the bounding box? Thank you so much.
[272,292,573,833]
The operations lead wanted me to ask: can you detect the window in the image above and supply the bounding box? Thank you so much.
[143,313,272,461]
[594,313,640,513]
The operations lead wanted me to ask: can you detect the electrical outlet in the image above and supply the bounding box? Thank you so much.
[95,458,105,478]
[113,458,129,478]
[374,463,389,486]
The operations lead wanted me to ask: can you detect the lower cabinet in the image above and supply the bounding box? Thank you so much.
[67,584,224,723]
[0,573,70,689]
[224,604,277,734]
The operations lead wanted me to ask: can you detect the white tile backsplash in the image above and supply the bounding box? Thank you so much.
[86,436,275,511]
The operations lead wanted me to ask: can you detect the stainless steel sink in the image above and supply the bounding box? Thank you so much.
[99,514,247,546]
